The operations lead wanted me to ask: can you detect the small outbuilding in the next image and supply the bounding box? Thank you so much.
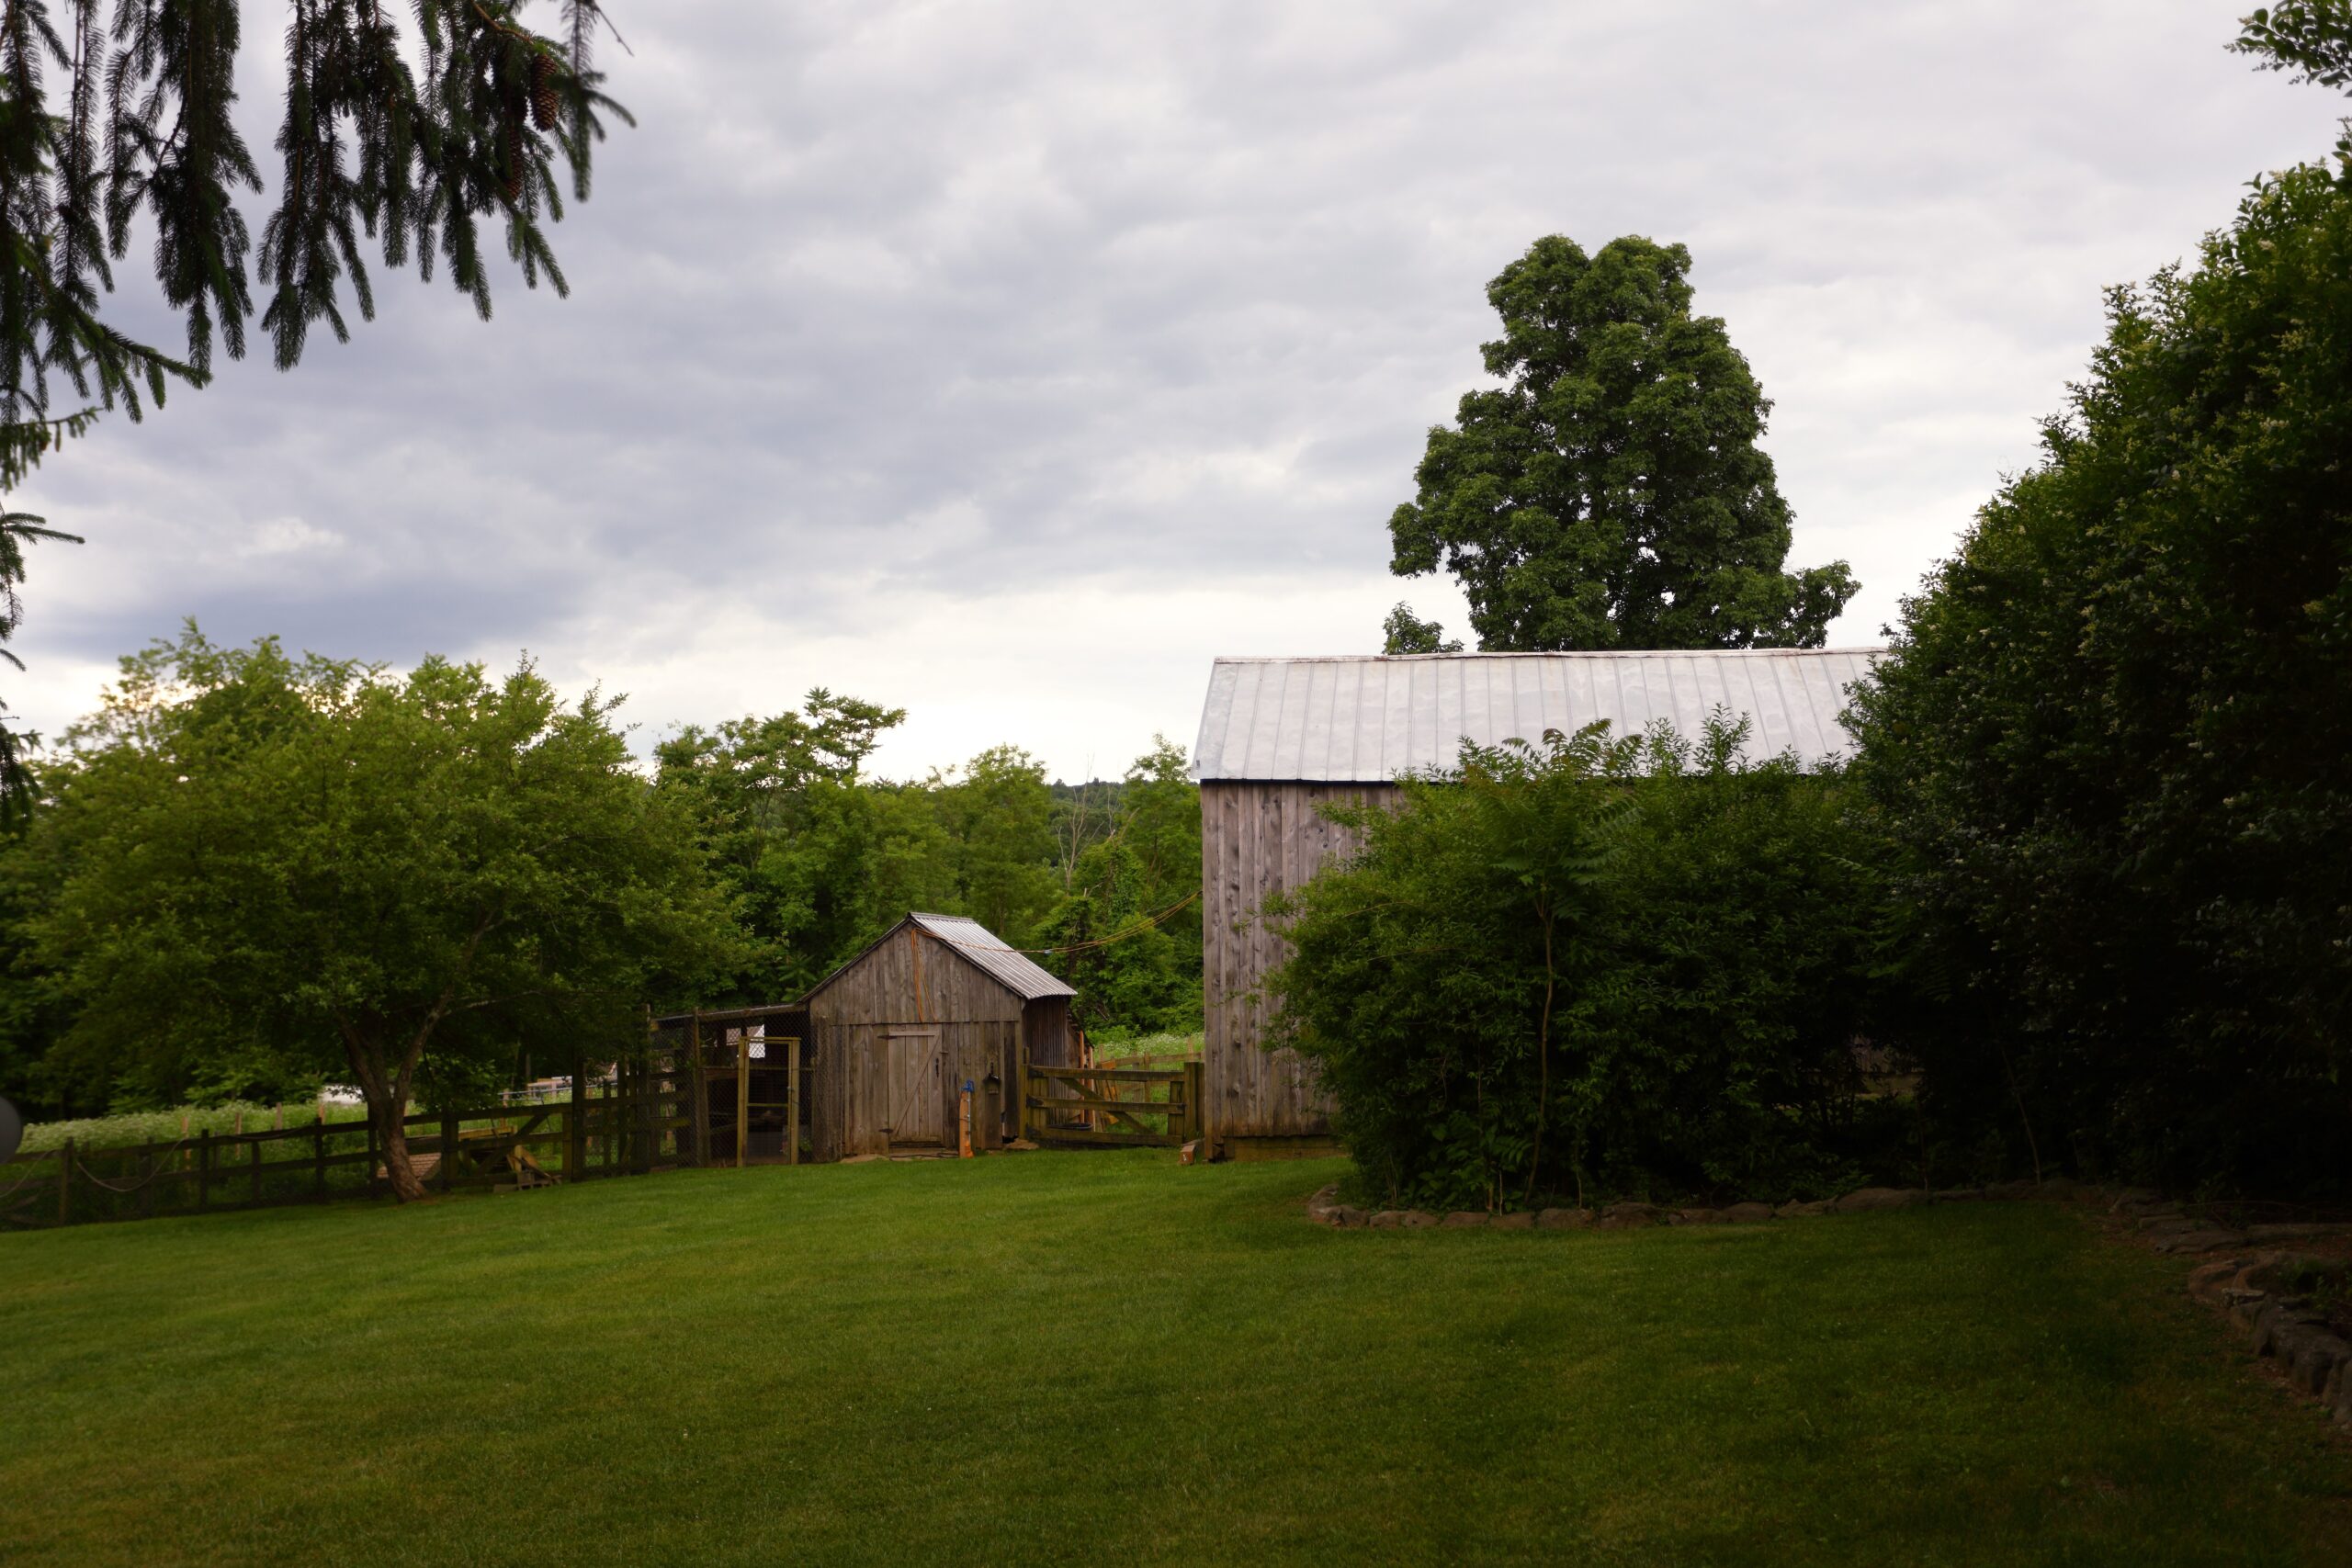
[802,912,1078,1160]
[1191,648,1882,1158]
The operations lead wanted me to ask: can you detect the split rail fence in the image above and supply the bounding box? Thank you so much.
[0,1056,694,1233]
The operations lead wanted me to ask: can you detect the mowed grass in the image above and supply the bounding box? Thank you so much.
[2,1156,2347,1566]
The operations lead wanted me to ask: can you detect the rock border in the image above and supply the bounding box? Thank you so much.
[1304,1180,2352,1435]
[1306,1182,1937,1234]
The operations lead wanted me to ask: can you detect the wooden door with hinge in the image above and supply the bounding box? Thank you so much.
[885,1027,944,1145]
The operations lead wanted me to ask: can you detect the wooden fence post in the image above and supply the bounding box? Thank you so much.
[364,1116,378,1200]
[249,1135,263,1205]
[636,1059,654,1176]
[138,1145,155,1220]
[1185,1061,1204,1145]
[198,1131,212,1213]
[314,1121,328,1200]
[786,1037,800,1167]
[439,1109,458,1193]
[689,1012,707,1167]
[568,1057,587,1180]
[735,1033,750,1169]
[56,1138,73,1226]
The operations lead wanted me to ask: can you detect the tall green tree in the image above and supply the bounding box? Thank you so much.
[653,694,964,1001]
[1041,738,1204,1037]
[938,744,1059,950]
[1387,234,1856,652]
[1848,152,2352,1193]
[29,626,733,1200]
[0,0,633,822]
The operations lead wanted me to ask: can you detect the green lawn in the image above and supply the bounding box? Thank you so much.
[2,1155,2346,1566]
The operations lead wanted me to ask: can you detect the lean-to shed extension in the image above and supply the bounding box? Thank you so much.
[802,912,1077,1160]
[1192,649,1882,1155]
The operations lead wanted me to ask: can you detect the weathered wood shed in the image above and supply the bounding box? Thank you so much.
[1192,649,1881,1157]
[803,912,1077,1160]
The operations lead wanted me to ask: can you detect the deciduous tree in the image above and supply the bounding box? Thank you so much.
[31,626,733,1201]
[1387,235,1855,652]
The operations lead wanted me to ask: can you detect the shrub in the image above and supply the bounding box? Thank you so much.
[1847,162,2352,1197]
[1270,716,1878,1212]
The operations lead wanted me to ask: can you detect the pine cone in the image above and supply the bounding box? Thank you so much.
[530,54,559,132]
[502,120,523,202]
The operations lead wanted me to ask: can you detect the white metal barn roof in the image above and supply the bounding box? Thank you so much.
[1191,649,1883,783]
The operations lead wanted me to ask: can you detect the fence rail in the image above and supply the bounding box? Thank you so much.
[1021,1061,1202,1148]
[0,1067,695,1232]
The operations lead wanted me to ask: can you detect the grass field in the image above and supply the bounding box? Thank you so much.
[2,1154,2347,1566]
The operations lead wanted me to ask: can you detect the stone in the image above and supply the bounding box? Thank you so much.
[2037,1176,2079,1199]
[1491,1211,1534,1230]
[2280,1326,2352,1398]
[1775,1199,1830,1218]
[1831,1187,1926,1213]
[1721,1202,1774,1224]
[1368,1210,1404,1229]
[1401,1210,1442,1228]
[2337,1367,2352,1428]
[2247,1222,2352,1241]
[1599,1201,1664,1230]
[2151,1229,2248,1255]
[2187,1258,2241,1293]
[1442,1212,1490,1229]
[1984,1179,2038,1201]
[2109,1188,2164,1213]
[1326,1205,1368,1228]
[1536,1208,1591,1230]
[1933,1188,1985,1202]
[1676,1208,1728,1225]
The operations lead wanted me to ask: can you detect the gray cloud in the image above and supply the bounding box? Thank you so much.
[15,0,2346,778]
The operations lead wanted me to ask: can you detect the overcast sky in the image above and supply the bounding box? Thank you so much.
[13,2,2344,782]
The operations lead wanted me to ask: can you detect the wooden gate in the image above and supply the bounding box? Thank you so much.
[1020,1063,1203,1147]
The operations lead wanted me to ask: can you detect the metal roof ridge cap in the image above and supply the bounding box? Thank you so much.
[1209,647,1888,663]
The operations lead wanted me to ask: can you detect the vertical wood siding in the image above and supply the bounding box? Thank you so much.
[806,926,1033,1156]
[1200,780,1403,1141]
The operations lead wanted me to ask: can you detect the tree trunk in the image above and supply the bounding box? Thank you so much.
[373,1097,427,1203]
[343,1024,430,1203]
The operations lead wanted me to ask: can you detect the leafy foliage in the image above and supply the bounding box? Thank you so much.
[22,626,735,1198]
[1272,716,1877,1212]
[653,712,1202,1032]
[2236,5,2352,104]
[1380,601,1461,654]
[1038,738,1204,1037]
[1847,159,2352,1196]
[1387,234,1856,652]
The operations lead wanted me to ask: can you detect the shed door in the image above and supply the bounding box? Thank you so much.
[885,1028,945,1145]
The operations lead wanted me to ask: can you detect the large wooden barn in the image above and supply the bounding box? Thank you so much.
[1191,648,1881,1158]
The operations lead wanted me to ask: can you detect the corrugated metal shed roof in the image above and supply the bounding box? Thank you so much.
[906,913,1076,1000]
[798,912,1077,1006]
[1192,649,1883,782]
